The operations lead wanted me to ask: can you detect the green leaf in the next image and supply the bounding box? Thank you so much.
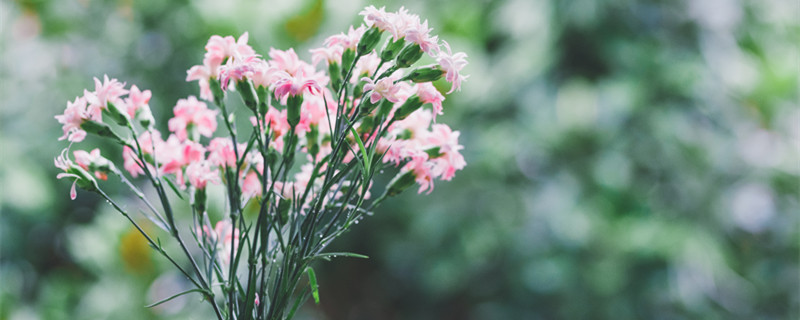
[316,252,369,260]
[286,286,311,320]
[306,266,320,304]
[163,177,185,200]
[145,288,205,308]
[343,116,370,179]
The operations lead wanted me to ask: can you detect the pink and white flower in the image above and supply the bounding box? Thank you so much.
[362,77,401,104]
[185,160,220,190]
[84,75,128,109]
[273,74,322,103]
[207,138,245,168]
[437,41,469,93]
[55,96,94,142]
[324,26,366,51]
[360,6,392,31]
[415,83,445,121]
[74,148,110,181]
[55,150,81,200]
[405,20,440,56]
[168,96,219,141]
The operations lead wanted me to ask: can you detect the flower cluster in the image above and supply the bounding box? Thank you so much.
[54,6,468,319]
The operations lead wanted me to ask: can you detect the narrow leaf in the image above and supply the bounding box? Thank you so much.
[316,252,369,259]
[145,288,205,308]
[163,178,185,200]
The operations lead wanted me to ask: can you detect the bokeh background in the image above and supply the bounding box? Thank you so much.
[1,0,798,319]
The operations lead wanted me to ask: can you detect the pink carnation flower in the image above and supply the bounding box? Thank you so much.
[55,96,94,142]
[124,85,152,119]
[269,48,316,78]
[273,74,322,103]
[405,20,440,56]
[415,83,445,121]
[84,75,128,109]
[207,138,244,168]
[55,150,81,200]
[362,77,401,104]
[360,6,393,32]
[426,124,466,181]
[324,26,366,51]
[437,41,469,94]
[241,171,262,202]
[404,154,435,194]
[74,148,109,181]
[310,46,343,67]
[185,160,220,190]
[168,96,219,141]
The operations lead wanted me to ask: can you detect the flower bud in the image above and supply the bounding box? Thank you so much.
[395,44,423,69]
[328,62,342,92]
[209,78,226,106]
[358,98,379,114]
[307,125,320,159]
[80,120,125,144]
[193,187,208,214]
[380,38,405,61]
[341,49,356,76]
[256,86,269,115]
[375,99,394,120]
[236,80,259,112]
[403,66,444,83]
[357,27,383,56]
[386,169,416,197]
[394,96,423,120]
[104,101,131,127]
[277,198,291,226]
[286,95,303,128]
[69,165,100,193]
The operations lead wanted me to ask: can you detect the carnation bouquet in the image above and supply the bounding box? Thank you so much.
[55,6,467,319]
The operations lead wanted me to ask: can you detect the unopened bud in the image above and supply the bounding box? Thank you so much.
[386,169,415,197]
[236,80,259,112]
[404,66,444,83]
[328,62,342,92]
[394,96,423,120]
[396,44,423,69]
[104,101,130,127]
[256,86,269,115]
[209,78,226,106]
[380,38,405,61]
[341,49,356,76]
[357,27,383,56]
[81,120,125,144]
[287,95,303,128]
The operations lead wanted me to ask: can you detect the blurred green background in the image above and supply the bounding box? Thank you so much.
[1,0,798,319]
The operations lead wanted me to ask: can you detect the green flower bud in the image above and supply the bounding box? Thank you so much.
[386,170,416,197]
[341,49,356,76]
[81,120,125,144]
[104,101,130,127]
[287,95,303,128]
[396,44,423,69]
[236,80,259,112]
[394,96,424,120]
[375,99,394,120]
[404,66,444,83]
[209,78,226,106]
[256,85,269,116]
[328,62,342,92]
[357,27,383,56]
[380,38,405,61]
